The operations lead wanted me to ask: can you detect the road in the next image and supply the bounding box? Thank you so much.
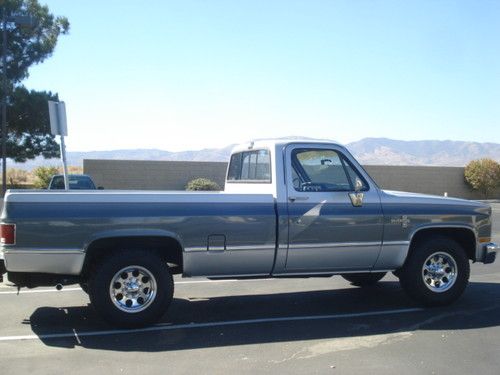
[0,204,499,374]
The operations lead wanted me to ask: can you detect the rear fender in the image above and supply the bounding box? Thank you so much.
[83,229,185,253]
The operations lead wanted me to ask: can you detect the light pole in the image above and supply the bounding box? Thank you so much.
[1,9,33,195]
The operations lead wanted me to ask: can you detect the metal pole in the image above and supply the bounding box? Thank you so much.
[1,9,7,195]
[59,135,69,190]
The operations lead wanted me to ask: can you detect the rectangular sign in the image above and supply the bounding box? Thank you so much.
[48,101,68,136]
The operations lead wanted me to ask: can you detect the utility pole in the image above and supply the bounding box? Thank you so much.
[1,8,7,195]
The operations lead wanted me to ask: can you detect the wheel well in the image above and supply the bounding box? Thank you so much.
[81,236,183,280]
[409,228,476,261]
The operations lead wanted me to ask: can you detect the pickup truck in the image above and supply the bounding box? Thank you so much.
[0,139,497,327]
[48,174,98,190]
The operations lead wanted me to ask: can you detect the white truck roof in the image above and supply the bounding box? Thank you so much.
[230,138,344,154]
[225,138,348,197]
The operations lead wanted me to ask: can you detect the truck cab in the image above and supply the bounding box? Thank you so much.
[225,139,384,274]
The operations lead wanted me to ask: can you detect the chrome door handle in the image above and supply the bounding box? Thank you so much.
[288,196,309,202]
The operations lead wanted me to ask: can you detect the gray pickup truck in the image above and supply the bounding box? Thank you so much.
[0,140,497,327]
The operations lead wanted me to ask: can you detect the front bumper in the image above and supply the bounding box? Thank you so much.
[482,242,498,264]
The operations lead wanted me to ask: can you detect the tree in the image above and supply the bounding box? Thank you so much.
[1,0,69,86]
[32,165,58,188]
[464,158,500,199]
[185,178,221,191]
[1,0,69,161]
[7,86,60,161]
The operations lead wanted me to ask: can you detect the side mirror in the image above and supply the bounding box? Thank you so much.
[349,178,364,207]
[354,177,363,192]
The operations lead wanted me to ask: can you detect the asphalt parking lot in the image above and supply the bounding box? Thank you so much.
[1,204,499,375]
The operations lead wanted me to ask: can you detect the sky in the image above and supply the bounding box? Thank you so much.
[22,0,500,152]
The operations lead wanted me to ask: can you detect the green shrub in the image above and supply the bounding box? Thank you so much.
[464,158,500,199]
[185,178,220,191]
[33,166,60,189]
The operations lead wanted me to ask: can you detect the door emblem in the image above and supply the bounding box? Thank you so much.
[391,215,410,228]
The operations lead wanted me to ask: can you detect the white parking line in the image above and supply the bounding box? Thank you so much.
[0,278,275,295]
[0,307,424,342]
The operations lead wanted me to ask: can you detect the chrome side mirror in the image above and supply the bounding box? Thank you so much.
[354,177,363,192]
[349,177,364,207]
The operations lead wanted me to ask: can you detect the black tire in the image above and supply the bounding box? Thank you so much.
[398,236,470,306]
[88,250,174,327]
[341,272,387,286]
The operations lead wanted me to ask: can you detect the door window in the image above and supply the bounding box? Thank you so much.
[291,148,367,192]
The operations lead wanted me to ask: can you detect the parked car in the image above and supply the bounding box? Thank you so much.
[0,139,497,327]
[48,174,99,190]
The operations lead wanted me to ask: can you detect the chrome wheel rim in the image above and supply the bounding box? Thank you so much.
[109,265,157,313]
[422,252,457,293]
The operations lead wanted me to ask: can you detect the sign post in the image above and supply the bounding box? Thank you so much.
[48,101,69,190]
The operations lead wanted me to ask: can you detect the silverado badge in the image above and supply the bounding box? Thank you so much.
[391,215,410,228]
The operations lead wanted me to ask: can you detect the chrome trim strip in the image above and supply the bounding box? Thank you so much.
[3,249,84,255]
[367,269,395,273]
[185,245,276,252]
[204,273,270,279]
[288,242,381,249]
[272,269,390,277]
[382,241,410,246]
[185,247,207,252]
[189,241,395,252]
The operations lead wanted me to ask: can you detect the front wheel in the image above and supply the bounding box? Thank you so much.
[341,272,387,286]
[398,236,470,306]
[88,250,174,327]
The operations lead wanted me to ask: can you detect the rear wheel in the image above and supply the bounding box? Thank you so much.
[341,272,386,286]
[88,250,174,327]
[398,236,469,306]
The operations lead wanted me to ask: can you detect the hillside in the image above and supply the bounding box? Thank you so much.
[11,138,500,169]
[347,138,500,166]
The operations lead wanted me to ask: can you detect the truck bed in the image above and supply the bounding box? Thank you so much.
[2,190,277,277]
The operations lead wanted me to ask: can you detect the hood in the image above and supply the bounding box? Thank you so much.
[380,189,490,212]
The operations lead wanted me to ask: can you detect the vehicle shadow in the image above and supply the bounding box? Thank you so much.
[27,281,500,351]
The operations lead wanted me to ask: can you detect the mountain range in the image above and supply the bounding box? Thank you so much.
[11,137,500,170]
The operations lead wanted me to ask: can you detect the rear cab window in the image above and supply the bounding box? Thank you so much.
[227,149,272,183]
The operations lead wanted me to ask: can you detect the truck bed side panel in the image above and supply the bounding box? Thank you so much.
[2,192,277,276]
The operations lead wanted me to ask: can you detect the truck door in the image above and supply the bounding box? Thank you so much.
[284,144,383,272]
